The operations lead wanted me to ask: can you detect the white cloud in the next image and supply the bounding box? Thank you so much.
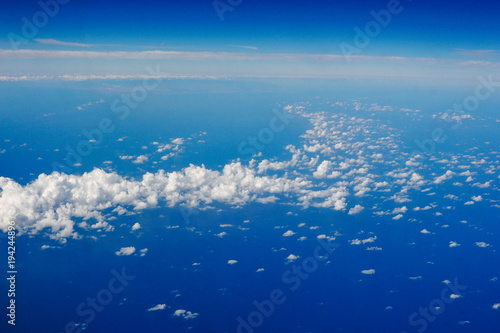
[473,181,491,188]
[34,39,91,47]
[350,236,377,245]
[282,230,296,237]
[409,173,423,183]
[115,246,136,256]
[133,155,149,164]
[171,138,184,145]
[131,222,141,231]
[172,309,199,319]
[392,206,407,214]
[313,161,341,179]
[449,241,460,248]
[0,163,318,240]
[361,269,375,275]
[472,195,483,202]
[148,304,167,311]
[434,170,455,184]
[476,242,491,248]
[228,45,259,51]
[348,205,364,215]
[492,303,500,310]
[0,49,438,64]
[227,260,238,265]
[2,98,493,245]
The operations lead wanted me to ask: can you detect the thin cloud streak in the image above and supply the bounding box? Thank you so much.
[228,45,259,51]
[34,39,92,47]
[455,49,500,59]
[0,48,438,64]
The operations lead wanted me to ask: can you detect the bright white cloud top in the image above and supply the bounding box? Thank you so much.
[115,246,136,256]
[147,304,167,311]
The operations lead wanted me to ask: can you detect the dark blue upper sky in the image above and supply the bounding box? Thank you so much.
[2,0,499,55]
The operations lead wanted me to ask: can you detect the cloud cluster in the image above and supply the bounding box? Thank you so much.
[0,163,321,240]
[115,247,136,256]
[1,98,497,242]
[172,309,199,319]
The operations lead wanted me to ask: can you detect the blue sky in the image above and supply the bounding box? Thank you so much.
[1,2,500,331]
[1,0,500,81]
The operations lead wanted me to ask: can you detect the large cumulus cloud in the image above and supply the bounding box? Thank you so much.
[0,163,336,240]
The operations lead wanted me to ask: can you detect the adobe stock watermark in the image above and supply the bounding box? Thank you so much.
[58,267,135,333]
[237,108,296,158]
[213,0,242,21]
[339,0,405,62]
[236,238,339,333]
[179,204,200,226]
[400,278,467,333]
[414,74,499,155]
[51,65,166,173]
[8,0,71,50]
[398,74,499,173]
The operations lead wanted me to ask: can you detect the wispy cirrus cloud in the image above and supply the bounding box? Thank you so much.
[34,38,91,47]
[228,45,259,51]
[1,48,498,81]
[0,48,437,63]
[455,49,500,59]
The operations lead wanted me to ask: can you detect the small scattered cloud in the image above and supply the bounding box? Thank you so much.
[472,195,483,202]
[361,269,375,275]
[148,304,167,311]
[133,155,149,164]
[348,205,364,215]
[172,309,199,319]
[350,236,377,245]
[115,246,136,256]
